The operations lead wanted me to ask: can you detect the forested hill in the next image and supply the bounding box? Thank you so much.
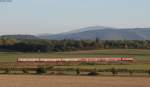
[38,26,150,40]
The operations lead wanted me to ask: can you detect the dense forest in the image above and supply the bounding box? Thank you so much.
[0,38,150,52]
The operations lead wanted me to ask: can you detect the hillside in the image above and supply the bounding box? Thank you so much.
[38,26,150,40]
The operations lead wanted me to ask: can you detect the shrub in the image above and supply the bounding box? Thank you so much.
[111,68,118,76]
[129,70,134,76]
[36,66,47,74]
[22,69,28,74]
[148,69,150,76]
[87,69,98,76]
[5,68,10,74]
[76,68,80,75]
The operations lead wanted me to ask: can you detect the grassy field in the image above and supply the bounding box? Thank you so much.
[0,75,149,87]
[0,49,150,62]
[0,49,149,70]
[55,64,150,70]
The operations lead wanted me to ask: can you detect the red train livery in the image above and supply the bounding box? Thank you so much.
[17,58,134,63]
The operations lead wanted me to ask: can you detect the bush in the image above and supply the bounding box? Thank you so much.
[5,68,10,74]
[111,68,118,76]
[22,69,28,74]
[87,69,98,76]
[129,70,134,76]
[36,66,47,74]
[148,69,150,76]
[76,68,80,75]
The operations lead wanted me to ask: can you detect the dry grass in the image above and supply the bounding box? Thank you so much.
[0,75,149,87]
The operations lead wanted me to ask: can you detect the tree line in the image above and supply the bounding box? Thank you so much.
[0,38,150,52]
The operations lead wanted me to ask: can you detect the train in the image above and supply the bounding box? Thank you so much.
[17,58,134,64]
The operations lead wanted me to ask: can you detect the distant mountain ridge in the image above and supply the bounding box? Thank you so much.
[38,26,150,40]
[0,35,39,40]
[1,26,150,40]
[64,26,114,34]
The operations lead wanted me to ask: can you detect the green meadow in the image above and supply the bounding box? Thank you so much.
[0,49,150,62]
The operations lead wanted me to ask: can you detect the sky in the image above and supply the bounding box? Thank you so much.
[0,0,150,35]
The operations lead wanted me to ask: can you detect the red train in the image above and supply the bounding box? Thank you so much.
[17,58,134,63]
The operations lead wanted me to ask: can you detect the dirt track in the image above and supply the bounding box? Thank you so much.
[0,75,149,87]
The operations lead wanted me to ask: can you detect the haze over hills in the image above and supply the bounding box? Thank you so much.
[63,26,115,34]
[38,26,150,40]
[1,26,150,40]
[0,35,39,40]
